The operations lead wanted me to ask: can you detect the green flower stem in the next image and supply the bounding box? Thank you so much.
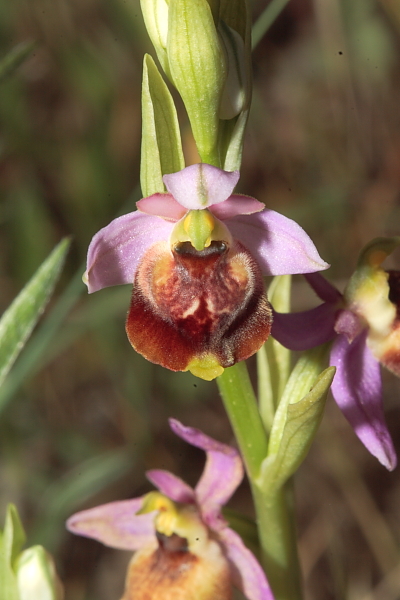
[217,362,303,600]
[253,482,303,600]
[217,362,269,481]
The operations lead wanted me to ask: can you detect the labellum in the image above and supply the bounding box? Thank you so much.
[121,531,232,600]
[126,237,272,380]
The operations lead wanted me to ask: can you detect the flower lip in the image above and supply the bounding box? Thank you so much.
[126,237,273,379]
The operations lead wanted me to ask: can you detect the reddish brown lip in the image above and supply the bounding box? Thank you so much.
[126,240,272,374]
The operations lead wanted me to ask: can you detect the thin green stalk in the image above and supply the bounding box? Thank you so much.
[253,482,303,600]
[217,362,269,480]
[252,0,292,49]
[217,361,303,600]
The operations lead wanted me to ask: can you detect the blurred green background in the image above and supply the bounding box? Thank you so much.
[1,0,400,598]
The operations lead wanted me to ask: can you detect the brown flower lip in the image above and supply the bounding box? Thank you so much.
[125,239,273,377]
[121,531,232,600]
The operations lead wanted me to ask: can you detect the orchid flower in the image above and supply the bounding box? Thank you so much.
[85,163,328,380]
[272,237,400,471]
[67,418,274,600]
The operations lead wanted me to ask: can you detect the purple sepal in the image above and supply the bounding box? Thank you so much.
[219,527,274,600]
[330,332,397,470]
[225,211,330,276]
[66,498,156,550]
[271,303,337,351]
[85,212,174,293]
[304,272,342,303]
[146,469,195,504]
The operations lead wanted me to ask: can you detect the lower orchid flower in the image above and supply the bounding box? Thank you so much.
[85,163,328,380]
[67,418,274,600]
[272,237,400,470]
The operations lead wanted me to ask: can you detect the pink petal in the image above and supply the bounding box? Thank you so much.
[85,212,174,293]
[219,527,274,600]
[169,419,244,527]
[136,193,186,221]
[330,332,397,470]
[163,164,240,209]
[304,272,342,303]
[146,469,195,504]
[272,303,337,350]
[210,195,265,219]
[66,498,156,550]
[225,211,330,276]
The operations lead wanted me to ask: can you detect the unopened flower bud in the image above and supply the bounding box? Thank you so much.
[140,0,171,78]
[218,21,248,120]
[16,545,64,600]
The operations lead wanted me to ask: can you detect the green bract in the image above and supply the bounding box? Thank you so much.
[140,54,184,197]
[259,364,335,495]
[140,0,252,169]
[168,0,226,166]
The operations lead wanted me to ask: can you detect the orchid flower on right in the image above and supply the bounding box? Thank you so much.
[272,237,400,471]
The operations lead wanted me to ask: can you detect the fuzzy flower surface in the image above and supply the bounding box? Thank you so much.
[67,419,274,600]
[85,163,328,380]
[272,238,400,470]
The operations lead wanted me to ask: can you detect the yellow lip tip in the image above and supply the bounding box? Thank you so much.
[187,356,224,381]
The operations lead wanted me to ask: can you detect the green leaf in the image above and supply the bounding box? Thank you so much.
[0,542,19,600]
[251,0,291,50]
[259,366,335,495]
[0,505,26,600]
[0,41,36,84]
[3,504,26,566]
[0,238,70,390]
[140,54,185,197]
[168,0,226,166]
